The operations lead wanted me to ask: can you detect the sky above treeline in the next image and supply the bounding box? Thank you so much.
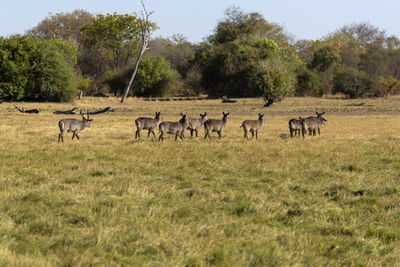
[2,0,400,43]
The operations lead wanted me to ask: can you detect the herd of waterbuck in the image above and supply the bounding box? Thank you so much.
[57,111,327,142]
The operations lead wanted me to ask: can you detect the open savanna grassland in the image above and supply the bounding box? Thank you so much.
[1,96,400,266]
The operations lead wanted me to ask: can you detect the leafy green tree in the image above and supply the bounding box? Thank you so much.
[310,46,340,72]
[210,6,291,48]
[106,56,179,97]
[296,68,322,96]
[378,76,400,97]
[202,38,299,104]
[201,8,300,105]
[0,35,78,102]
[82,13,157,70]
[28,10,94,47]
[252,57,298,106]
[333,66,372,98]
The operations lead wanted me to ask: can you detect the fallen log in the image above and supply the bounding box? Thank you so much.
[221,95,237,103]
[11,101,39,114]
[86,106,115,115]
[53,107,78,114]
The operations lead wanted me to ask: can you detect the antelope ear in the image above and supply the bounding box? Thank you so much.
[222,112,225,115]
[322,112,325,115]
[180,113,184,116]
[227,112,230,115]
[204,112,207,115]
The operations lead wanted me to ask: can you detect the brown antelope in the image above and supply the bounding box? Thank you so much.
[158,113,190,142]
[135,112,162,139]
[306,112,327,136]
[299,112,327,138]
[185,112,208,138]
[58,111,92,142]
[288,118,302,137]
[204,112,231,139]
[240,113,265,139]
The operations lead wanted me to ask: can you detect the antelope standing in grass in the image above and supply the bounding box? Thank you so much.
[135,112,162,139]
[158,113,190,142]
[306,112,327,136]
[58,111,92,142]
[185,112,208,138]
[240,113,265,139]
[204,112,231,139]
[299,112,327,138]
[288,118,302,137]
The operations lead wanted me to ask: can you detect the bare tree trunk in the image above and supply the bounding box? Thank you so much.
[121,39,147,103]
[121,0,154,103]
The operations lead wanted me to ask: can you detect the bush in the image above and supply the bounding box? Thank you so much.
[333,66,372,98]
[202,39,299,103]
[296,68,322,96]
[106,56,181,97]
[0,35,78,102]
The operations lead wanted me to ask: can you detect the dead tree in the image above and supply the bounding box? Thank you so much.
[121,0,155,103]
[11,101,39,114]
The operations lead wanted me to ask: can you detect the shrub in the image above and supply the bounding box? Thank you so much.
[333,66,372,98]
[106,56,181,97]
[0,35,78,102]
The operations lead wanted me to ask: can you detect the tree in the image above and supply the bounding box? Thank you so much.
[27,10,94,48]
[310,46,340,72]
[378,76,400,97]
[81,13,149,70]
[210,6,291,48]
[326,22,386,46]
[253,57,297,106]
[201,8,300,105]
[120,0,157,103]
[296,68,322,96]
[333,66,372,98]
[106,56,179,97]
[0,35,78,102]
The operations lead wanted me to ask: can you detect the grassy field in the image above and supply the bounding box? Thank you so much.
[1,96,400,265]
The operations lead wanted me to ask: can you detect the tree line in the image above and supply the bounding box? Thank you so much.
[1,7,400,103]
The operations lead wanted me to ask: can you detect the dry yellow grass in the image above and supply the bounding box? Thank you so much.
[0,97,400,265]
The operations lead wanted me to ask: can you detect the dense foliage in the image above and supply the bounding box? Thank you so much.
[2,8,400,102]
[200,8,301,105]
[106,56,180,97]
[0,36,78,101]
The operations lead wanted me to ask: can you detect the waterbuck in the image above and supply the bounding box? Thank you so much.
[58,111,92,142]
[240,113,265,139]
[306,112,327,136]
[158,113,190,142]
[204,112,231,139]
[185,112,208,138]
[135,112,162,139]
[299,112,327,138]
[288,118,302,137]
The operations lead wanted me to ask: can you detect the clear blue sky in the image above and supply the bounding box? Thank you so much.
[2,0,400,43]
